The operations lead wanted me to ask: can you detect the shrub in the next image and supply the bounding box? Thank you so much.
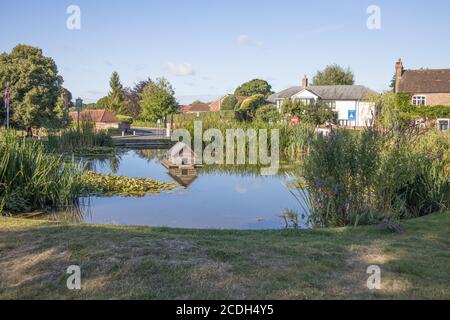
[255,104,281,123]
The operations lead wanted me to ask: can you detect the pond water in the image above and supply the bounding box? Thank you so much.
[56,149,308,230]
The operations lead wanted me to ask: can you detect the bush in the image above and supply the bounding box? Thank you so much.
[255,104,281,123]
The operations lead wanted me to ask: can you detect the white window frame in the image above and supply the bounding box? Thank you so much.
[412,95,426,106]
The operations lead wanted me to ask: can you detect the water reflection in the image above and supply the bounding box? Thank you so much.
[55,149,307,230]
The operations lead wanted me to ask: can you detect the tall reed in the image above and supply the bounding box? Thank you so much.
[0,130,84,214]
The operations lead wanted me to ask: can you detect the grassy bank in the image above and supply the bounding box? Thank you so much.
[0,212,449,299]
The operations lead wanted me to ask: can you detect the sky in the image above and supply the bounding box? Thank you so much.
[1,0,450,104]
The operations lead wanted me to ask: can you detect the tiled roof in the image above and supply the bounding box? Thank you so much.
[69,109,119,123]
[268,85,378,102]
[398,69,450,93]
[182,103,211,112]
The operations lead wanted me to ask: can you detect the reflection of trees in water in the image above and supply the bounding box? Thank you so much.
[134,149,166,163]
[81,152,125,174]
[50,198,92,224]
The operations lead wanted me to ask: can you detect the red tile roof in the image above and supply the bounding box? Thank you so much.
[181,103,211,113]
[69,109,119,123]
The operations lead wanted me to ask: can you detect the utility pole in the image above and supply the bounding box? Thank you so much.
[3,86,10,129]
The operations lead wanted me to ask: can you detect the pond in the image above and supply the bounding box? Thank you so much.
[55,149,308,230]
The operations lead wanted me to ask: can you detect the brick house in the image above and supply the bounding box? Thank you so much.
[181,102,211,114]
[395,58,450,106]
[69,109,119,130]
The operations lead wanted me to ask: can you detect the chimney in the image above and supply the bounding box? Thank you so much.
[302,75,309,88]
[395,58,404,93]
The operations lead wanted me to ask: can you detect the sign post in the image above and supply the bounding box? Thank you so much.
[75,97,83,131]
[3,87,10,129]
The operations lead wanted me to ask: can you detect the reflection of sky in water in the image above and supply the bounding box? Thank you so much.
[78,150,307,230]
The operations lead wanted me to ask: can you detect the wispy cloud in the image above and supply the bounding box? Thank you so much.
[163,63,195,76]
[236,35,265,49]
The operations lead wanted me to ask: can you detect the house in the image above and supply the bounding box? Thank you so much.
[181,102,211,114]
[395,58,450,106]
[209,95,248,112]
[268,76,378,127]
[69,109,119,130]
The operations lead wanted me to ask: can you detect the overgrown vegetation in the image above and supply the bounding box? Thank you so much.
[294,128,450,227]
[47,121,114,154]
[81,171,177,196]
[0,130,83,214]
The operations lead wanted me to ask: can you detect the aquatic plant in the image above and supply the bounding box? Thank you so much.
[81,171,178,197]
[0,130,84,215]
[298,127,449,227]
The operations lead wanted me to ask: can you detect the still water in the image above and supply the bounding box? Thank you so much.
[59,149,307,230]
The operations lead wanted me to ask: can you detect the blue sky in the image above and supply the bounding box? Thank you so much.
[1,0,450,104]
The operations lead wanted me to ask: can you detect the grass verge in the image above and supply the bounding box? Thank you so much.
[0,212,449,299]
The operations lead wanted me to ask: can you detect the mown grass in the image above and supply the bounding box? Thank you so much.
[0,212,449,299]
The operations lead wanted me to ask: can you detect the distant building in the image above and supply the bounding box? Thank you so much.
[395,58,450,106]
[69,109,119,130]
[209,95,248,112]
[181,102,211,114]
[268,76,378,127]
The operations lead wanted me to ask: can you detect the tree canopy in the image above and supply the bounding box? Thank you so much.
[312,64,355,86]
[221,95,239,111]
[140,78,179,122]
[0,44,70,129]
[282,100,337,126]
[236,94,267,121]
[234,79,273,97]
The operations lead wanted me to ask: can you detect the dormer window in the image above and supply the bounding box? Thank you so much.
[412,95,426,106]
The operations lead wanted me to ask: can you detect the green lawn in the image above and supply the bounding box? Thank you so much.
[0,212,449,300]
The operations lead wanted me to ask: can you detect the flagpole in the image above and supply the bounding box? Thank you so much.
[4,86,10,129]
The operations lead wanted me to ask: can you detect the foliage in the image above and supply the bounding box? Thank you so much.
[140,78,179,122]
[0,45,68,129]
[296,128,449,227]
[81,171,177,197]
[122,79,152,118]
[47,121,113,154]
[95,96,110,110]
[117,115,134,124]
[107,71,125,114]
[0,130,83,214]
[255,104,281,123]
[237,94,267,121]
[282,100,338,126]
[312,64,355,86]
[234,79,273,97]
[221,95,239,111]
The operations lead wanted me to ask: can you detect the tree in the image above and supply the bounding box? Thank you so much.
[221,95,238,111]
[122,78,152,118]
[312,64,355,86]
[234,79,273,97]
[0,44,67,129]
[140,78,179,122]
[95,96,110,110]
[107,71,125,114]
[255,104,281,122]
[237,94,267,121]
[53,93,72,128]
[282,100,337,126]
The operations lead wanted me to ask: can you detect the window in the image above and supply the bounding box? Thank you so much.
[412,96,426,106]
[437,119,450,132]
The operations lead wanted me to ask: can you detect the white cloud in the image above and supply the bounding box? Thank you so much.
[163,63,195,76]
[236,35,265,49]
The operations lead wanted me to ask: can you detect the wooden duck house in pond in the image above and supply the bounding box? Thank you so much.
[162,142,202,187]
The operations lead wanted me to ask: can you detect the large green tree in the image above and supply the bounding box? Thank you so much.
[221,95,239,111]
[0,44,68,129]
[140,78,179,122]
[107,71,125,114]
[312,64,355,86]
[234,79,273,97]
[236,94,267,121]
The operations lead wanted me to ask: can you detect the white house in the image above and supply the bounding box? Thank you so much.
[268,76,379,127]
